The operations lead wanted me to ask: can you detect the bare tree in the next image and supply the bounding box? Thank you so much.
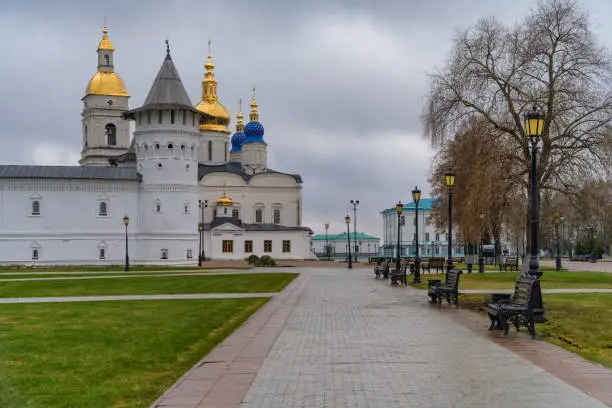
[424,0,612,251]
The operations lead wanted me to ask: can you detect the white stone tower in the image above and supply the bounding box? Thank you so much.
[80,27,131,166]
[241,88,268,174]
[195,40,231,164]
[123,42,202,264]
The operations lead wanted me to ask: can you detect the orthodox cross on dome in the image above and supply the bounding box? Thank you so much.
[208,37,212,58]
[250,86,259,122]
[165,39,170,57]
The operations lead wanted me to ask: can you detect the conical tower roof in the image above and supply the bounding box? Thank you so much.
[125,42,204,117]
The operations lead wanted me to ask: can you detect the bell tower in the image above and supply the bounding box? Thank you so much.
[80,27,131,166]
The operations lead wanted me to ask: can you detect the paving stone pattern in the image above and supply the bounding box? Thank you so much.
[241,269,608,408]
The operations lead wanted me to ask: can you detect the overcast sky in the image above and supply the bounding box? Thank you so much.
[1,0,611,238]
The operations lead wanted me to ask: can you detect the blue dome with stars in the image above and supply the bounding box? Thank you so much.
[244,121,265,144]
[231,131,245,152]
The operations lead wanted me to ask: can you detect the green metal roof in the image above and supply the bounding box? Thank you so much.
[312,232,380,241]
[381,198,438,214]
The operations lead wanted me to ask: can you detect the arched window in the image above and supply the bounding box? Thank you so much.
[99,201,108,216]
[155,199,162,213]
[232,209,239,220]
[208,140,212,161]
[104,54,110,65]
[31,200,40,216]
[99,248,106,260]
[182,110,186,125]
[32,248,39,260]
[170,110,175,124]
[105,124,117,146]
[273,209,281,225]
[158,110,163,124]
[225,141,228,162]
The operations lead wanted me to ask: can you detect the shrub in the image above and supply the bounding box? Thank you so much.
[247,255,260,265]
[258,255,276,267]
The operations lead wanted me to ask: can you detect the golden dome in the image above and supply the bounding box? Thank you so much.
[98,27,115,51]
[195,39,230,134]
[86,71,130,97]
[216,194,233,206]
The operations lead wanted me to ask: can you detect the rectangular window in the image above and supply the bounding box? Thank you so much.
[182,110,186,125]
[282,240,291,253]
[222,240,234,253]
[264,240,272,253]
[186,249,193,259]
[31,200,41,216]
[435,232,440,241]
[273,209,281,225]
[99,201,108,216]
[255,209,263,223]
[170,110,175,124]
[245,240,253,253]
[212,208,217,219]
[161,249,168,259]
[158,110,163,124]
[425,233,430,241]
[225,141,228,162]
[208,140,212,161]
[32,248,39,260]
[400,216,405,226]
[99,248,106,260]
[425,217,431,226]
[232,209,239,220]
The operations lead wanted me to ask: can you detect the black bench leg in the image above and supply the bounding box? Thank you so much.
[527,318,536,339]
[488,313,497,331]
[500,314,511,336]
[453,293,459,307]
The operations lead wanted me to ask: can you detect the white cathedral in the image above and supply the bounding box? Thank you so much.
[0,28,315,265]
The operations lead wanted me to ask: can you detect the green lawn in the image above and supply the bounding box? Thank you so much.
[0,298,268,407]
[0,270,240,279]
[410,271,612,290]
[460,293,612,369]
[0,273,298,298]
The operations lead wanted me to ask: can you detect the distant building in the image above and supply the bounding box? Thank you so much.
[311,232,380,260]
[380,198,463,258]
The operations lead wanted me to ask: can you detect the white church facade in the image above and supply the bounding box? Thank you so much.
[0,28,314,265]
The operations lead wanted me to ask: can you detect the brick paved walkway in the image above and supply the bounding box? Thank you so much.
[240,268,607,408]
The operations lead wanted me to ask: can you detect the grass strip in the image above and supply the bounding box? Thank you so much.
[0,273,298,298]
[409,271,612,290]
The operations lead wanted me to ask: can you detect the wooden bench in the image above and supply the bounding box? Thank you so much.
[499,257,519,272]
[374,259,390,279]
[390,261,408,287]
[485,277,538,338]
[427,268,462,306]
[423,257,445,274]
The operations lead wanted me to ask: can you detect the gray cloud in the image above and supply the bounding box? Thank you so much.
[1,0,611,237]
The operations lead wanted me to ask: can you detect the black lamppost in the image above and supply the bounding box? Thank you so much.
[588,223,597,263]
[123,215,130,272]
[552,211,564,271]
[395,201,404,274]
[199,200,208,264]
[524,104,547,322]
[324,223,330,259]
[350,200,359,262]
[345,215,352,269]
[445,171,455,272]
[412,186,421,283]
[478,213,485,273]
